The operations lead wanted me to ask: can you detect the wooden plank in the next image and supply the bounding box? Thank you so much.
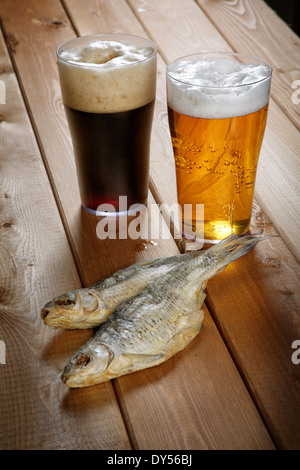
[197,0,300,131]
[0,28,130,450]
[0,0,276,449]
[128,0,300,449]
[256,101,300,261]
[206,201,300,450]
[128,0,232,62]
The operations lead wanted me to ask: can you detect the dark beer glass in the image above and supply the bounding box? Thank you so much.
[57,34,157,215]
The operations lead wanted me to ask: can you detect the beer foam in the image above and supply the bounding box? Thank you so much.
[167,59,271,118]
[58,39,156,113]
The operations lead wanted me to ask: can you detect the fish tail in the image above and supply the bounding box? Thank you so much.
[211,230,275,267]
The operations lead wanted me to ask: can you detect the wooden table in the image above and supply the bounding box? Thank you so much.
[0,0,299,451]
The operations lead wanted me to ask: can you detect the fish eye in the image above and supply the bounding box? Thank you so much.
[75,354,91,367]
[55,298,76,306]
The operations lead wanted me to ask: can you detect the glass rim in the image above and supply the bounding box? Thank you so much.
[57,33,157,69]
[166,51,272,89]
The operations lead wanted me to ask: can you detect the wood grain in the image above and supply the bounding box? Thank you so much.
[60,0,276,450]
[0,0,277,450]
[256,101,300,262]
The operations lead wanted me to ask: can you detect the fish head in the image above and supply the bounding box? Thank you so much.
[41,289,109,329]
[61,343,113,387]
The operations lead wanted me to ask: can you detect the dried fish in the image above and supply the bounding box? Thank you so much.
[41,252,201,329]
[62,232,268,387]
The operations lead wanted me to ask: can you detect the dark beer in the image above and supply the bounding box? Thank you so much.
[57,34,157,215]
[64,100,155,212]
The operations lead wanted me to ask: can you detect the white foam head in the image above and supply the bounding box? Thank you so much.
[167,53,272,119]
[57,34,157,113]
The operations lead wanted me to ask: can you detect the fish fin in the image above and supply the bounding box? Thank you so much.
[133,257,162,266]
[197,285,206,305]
[176,308,204,333]
[108,352,164,375]
[123,353,163,362]
[211,231,276,267]
[170,309,204,355]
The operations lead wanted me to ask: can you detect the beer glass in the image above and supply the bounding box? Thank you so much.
[166,52,272,243]
[57,34,157,216]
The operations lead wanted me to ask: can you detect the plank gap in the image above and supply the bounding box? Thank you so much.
[60,0,80,36]
[204,293,278,449]
[112,380,138,450]
[125,0,169,65]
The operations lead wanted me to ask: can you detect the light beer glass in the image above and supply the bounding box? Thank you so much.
[57,34,157,215]
[166,52,272,243]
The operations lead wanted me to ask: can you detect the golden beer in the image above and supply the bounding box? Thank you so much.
[167,53,272,243]
[168,105,269,240]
